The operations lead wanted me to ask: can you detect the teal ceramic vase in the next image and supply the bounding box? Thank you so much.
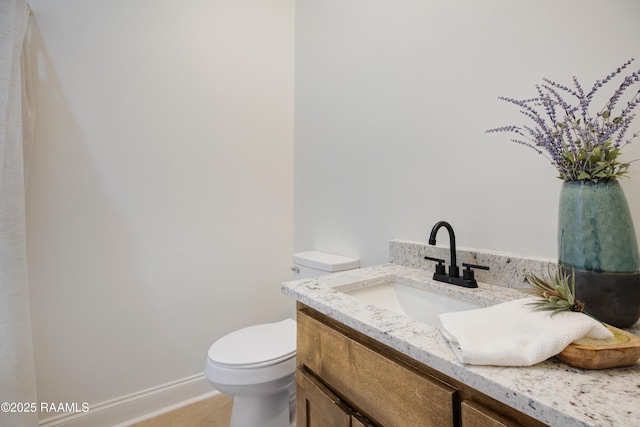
[558,180,640,327]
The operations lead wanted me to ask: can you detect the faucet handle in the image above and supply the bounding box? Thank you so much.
[462,263,490,281]
[462,262,490,270]
[425,256,446,275]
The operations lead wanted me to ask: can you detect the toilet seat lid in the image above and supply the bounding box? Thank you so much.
[208,318,296,368]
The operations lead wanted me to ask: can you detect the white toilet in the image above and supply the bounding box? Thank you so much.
[204,251,359,427]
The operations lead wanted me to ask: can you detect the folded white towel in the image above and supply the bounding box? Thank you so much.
[438,298,614,366]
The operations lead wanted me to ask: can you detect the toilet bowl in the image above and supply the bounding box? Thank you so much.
[205,251,360,427]
[205,318,297,427]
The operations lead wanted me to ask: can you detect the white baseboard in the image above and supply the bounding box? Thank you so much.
[38,374,219,427]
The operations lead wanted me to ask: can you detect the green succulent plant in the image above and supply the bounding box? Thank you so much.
[524,268,586,316]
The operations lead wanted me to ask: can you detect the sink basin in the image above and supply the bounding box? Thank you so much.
[342,281,483,327]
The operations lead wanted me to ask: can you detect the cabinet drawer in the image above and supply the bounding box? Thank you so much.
[298,309,457,426]
[461,400,523,427]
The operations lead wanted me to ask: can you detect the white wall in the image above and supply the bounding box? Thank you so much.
[26,0,294,415]
[294,0,640,266]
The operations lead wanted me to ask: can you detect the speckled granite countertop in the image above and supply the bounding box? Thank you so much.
[281,262,640,427]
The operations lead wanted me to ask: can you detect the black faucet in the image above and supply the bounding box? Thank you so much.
[425,220,489,288]
[429,221,459,278]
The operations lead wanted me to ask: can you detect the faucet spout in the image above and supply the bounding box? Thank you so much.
[428,221,458,278]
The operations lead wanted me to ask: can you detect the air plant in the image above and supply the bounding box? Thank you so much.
[524,267,588,316]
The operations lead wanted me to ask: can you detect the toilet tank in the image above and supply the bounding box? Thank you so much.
[292,251,360,279]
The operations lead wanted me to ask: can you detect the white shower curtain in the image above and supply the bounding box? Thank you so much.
[0,1,38,426]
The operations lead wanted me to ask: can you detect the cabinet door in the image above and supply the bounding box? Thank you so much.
[298,309,457,426]
[461,400,523,427]
[296,367,351,427]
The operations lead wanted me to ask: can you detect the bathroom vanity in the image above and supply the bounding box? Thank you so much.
[281,241,640,427]
[296,304,545,426]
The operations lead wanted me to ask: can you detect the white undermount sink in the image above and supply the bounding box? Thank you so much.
[342,280,483,327]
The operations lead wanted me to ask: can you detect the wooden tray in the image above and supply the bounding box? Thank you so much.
[557,325,640,369]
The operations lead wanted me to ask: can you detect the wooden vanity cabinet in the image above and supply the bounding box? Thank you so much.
[296,304,547,427]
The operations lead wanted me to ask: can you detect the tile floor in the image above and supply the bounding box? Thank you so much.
[128,394,232,427]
